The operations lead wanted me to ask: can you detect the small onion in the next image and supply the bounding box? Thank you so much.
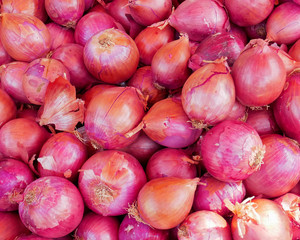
[46,23,75,51]
[289,39,300,62]
[78,150,147,216]
[0,39,12,65]
[0,212,30,239]
[245,20,267,39]
[0,88,17,128]
[224,99,247,121]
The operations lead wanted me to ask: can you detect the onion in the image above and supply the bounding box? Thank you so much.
[0,118,50,163]
[289,39,300,62]
[16,234,72,240]
[89,2,107,13]
[193,173,246,217]
[224,99,247,121]
[119,214,169,240]
[0,39,12,65]
[37,132,88,181]
[201,120,265,182]
[129,0,172,26]
[51,43,97,90]
[23,58,70,105]
[78,150,147,216]
[232,39,286,107]
[85,86,146,149]
[244,134,300,198]
[0,212,30,239]
[19,176,84,238]
[146,148,198,180]
[0,13,51,62]
[45,0,85,28]
[168,0,230,42]
[0,158,35,211]
[181,58,236,128]
[226,198,292,239]
[266,2,300,44]
[46,23,75,51]
[84,0,95,10]
[17,107,38,122]
[290,182,300,195]
[177,211,232,240]
[0,88,17,128]
[224,0,274,27]
[83,28,139,84]
[188,32,245,71]
[136,177,199,229]
[151,34,191,89]
[245,20,267,39]
[229,23,249,45]
[74,212,119,240]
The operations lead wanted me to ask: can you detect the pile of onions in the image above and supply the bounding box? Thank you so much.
[0,212,30,239]
[46,23,75,50]
[78,150,147,216]
[0,88,16,128]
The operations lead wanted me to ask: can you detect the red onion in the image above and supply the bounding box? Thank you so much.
[84,0,95,10]
[37,132,88,181]
[182,58,236,128]
[0,39,12,65]
[290,181,300,195]
[266,2,300,44]
[273,69,300,143]
[74,212,119,240]
[16,234,72,240]
[146,148,198,180]
[289,39,300,62]
[229,23,249,45]
[245,20,267,39]
[46,23,75,51]
[0,13,51,62]
[119,214,169,240]
[83,29,139,84]
[51,43,97,90]
[19,176,84,238]
[232,39,286,107]
[85,86,145,149]
[168,0,230,42]
[0,118,50,163]
[129,0,172,26]
[22,58,70,105]
[201,120,265,182]
[17,107,38,121]
[224,99,247,121]
[89,2,107,13]
[244,134,300,198]
[188,32,245,71]
[0,158,35,211]
[0,61,30,104]
[193,173,246,217]
[45,0,85,28]
[78,150,147,216]
[177,211,232,240]
[227,198,292,239]
[0,212,30,239]
[0,88,16,128]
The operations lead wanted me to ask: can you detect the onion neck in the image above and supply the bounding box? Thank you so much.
[98,33,115,49]
[249,145,266,170]
[127,201,151,227]
[191,120,209,130]
[177,225,189,238]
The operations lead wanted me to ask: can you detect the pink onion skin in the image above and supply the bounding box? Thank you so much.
[19,176,84,238]
[17,108,38,122]
[266,2,300,44]
[84,0,95,10]
[177,211,232,240]
[0,158,35,211]
[244,134,300,198]
[232,39,286,107]
[146,148,198,180]
[45,0,85,28]
[75,212,119,240]
[0,13,51,62]
[16,234,73,240]
[193,173,246,217]
[224,99,247,121]
[168,0,230,42]
[0,39,12,65]
[188,32,245,71]
[245,20,267,39]
[0,212,30,239]
[46,23,75,51]
[129,0,172,26]
[182,59,236,127]
[290,181,300,195]
[83,29,139,84]
[37,132,88,181]
[22,58,70,105]
[0,62,30,104]
[229,23,248,45]
[0,118,50,163]
[201,120,265,182]
[289,39,300,62]
[273,70,300,143]
[78,150,147,216]
[0,88,17,128]
[51,43,97,90]
[119,214,170,240]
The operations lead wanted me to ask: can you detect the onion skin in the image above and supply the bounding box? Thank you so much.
[46,23,75,51]
[0,88,17,128]
[229,23,248,45]
[289,39,300,62]
[0,212,30,239]
[16,234,72,240]
[19,176,85,238]
[17,107,38,122]
[177,211,232,240]
[0,39,12,65]
[84,0,95,10]
[0,13,51,62]
[83,28,139,84]
[224,99,247,121]
[245,20,267,39]
[78,150,147,216]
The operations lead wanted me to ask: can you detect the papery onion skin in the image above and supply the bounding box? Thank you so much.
[83,28,139,84]
[232,39,286,107]
[74,212,119,240]
[78,150,147,216]
[244,134,300,198]
[168,0,230,42]
[224,99,247,121]
[19,176,84,238]
[289,39,300,62]
[16,234,73,240]
[84,0,95,10]
[0,158,35,211]
[17,107,38,122]
[0,13,51,62]
[0,212,30,239]
[201,120,265,182]
[245,20,267,40]
[177,210,232,240]
[229,23,248,45]
[119,214,169,240]
[46,23,75,51]
[0,88,17,128]
[0,39,12,65]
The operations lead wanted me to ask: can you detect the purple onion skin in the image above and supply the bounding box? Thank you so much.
[16,234,73,240]
[245,20,267,40]
[0,39,12,65]
[46,23,75,51]
[0,212,30,239]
